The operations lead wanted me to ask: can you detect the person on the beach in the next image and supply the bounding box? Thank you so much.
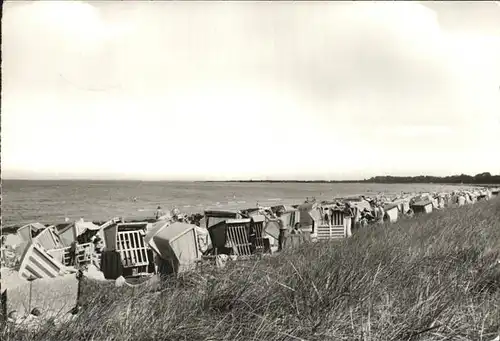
[93,235,103,254]
[171,208,181,222]
[155,206,164,220]
[354,206,362,229]
[370,201,382,224]
[377,204,385,224]
[69,241,77,266]
[437,196,444,209]
[324,209,330,226]
[291,222,302,235]
[369,201,376,216]
[361,207,373,226]
[277,210,288,251]
[457,195,466,207]
[343,203,354,237]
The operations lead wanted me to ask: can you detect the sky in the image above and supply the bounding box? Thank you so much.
[2,1,500,181]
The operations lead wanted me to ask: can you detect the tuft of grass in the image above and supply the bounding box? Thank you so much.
[2,199,500,341]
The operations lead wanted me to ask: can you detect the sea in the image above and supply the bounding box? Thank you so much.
[1,180,472,227]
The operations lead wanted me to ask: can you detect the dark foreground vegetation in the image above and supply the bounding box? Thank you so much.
[363,172,500,185]
[211,172,500,184]
[3,199,500,341]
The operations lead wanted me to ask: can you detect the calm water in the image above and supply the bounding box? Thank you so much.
[2,180,468,227]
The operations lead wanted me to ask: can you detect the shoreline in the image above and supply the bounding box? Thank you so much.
[198,181,500,186]
[2,184,497,232]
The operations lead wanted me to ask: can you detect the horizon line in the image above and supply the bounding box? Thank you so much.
[2,173,498,182]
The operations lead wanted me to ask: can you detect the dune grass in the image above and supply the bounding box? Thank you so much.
[3,199,500,341]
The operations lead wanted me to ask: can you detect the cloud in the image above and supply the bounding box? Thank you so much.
[2,1,499,179]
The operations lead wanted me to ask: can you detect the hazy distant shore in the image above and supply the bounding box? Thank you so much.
[200,180,500,186]
[199,173,500,185]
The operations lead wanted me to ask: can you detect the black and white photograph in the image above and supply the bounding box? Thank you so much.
[1,1,500,340]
